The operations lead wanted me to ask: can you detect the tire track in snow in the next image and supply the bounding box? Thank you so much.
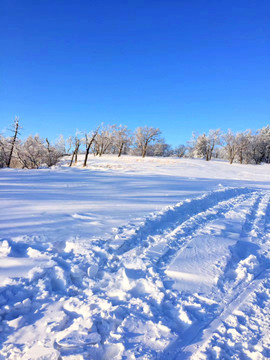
[152,191,257,269]
[56,187,254,359]
[216,191,270,295]
[161,190,270,360]
[104,189,258,300]
[182,269,270,360]
[88,188,262,358]
[107,187,254,264]
[148,191,263,357]
[95,190,269,359]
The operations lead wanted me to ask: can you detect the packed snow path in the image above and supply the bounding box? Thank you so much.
[1,157,270,359]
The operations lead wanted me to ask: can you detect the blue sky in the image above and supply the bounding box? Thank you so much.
[1,0,269,145]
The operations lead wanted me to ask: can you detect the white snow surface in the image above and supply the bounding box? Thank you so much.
[0,155,270,360]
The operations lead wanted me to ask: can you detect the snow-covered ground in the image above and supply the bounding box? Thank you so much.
[1,155,270,360]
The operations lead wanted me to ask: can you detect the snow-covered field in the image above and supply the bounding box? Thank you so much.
[1,155,270,360]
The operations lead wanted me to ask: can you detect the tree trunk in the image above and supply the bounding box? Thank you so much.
[46,138,52,167]
[75,144,80,164]
[239,148,243,164]
[75,149,78,164]
[118,142,124,157]
[142,147,147,158]
[83,141,91,166]
[83,129,99,167]
[69,151,76,167]
[7,120,19,168]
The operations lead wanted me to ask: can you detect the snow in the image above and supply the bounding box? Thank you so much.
[0,155,270,359]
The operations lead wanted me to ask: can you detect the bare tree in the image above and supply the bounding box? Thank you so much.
[249,133,265,165]
[147,139,172,157]
[205,129,221,161]
[17,135,46,169]
[45,138,62,167]
[83,127,99,167]
[45,138,53,167]
[0,135,9,167]
[235,131,251,164]
[174,145,187,158]
[257,126,270,163]
[113,125,131,157]
[134,126,161,158]
[7,117,21,168]
[223,130,238,164]
[191,129,221,161]
[69,136,81,167]
[55,134,66,155]
[66,136,73,155]
[94,124,115,157]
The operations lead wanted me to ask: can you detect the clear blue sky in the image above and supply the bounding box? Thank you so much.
[1,0,269,145]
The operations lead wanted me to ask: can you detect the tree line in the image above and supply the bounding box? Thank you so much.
[1,117,270,168]
[0,118,63,169]
[190,127,270,164]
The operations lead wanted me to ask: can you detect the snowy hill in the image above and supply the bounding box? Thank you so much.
[0,155,270,359]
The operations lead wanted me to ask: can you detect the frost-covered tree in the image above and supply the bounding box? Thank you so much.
[55,135,66,155]
[236,131,251,164]
[16,135,61,169]
[0,135,9,167]
[191,129,221,161]
[45,138,62,167]
[257,126,270,163]
[134,126,161,158]
[223,130,238,164]
[147,139,172,157]
[174,145,187,158]
[66,136,74,155]
[192,133,208,159]
[17,135,45,169]
[222,130,258,164]
[112,125,132,157]
[70,135,81,167]
[249,132,265,165]
[205,129,221,161]
[94,124,115,157]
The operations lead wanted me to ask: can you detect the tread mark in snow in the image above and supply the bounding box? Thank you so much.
[160,191,270,359]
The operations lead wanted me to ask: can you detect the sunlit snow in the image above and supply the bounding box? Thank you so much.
[0,155,270,359]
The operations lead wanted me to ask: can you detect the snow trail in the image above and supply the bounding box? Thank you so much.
[1,182,270,359]
[183,268,270,360]
[109,187,253,255]
[161,190,270,360]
